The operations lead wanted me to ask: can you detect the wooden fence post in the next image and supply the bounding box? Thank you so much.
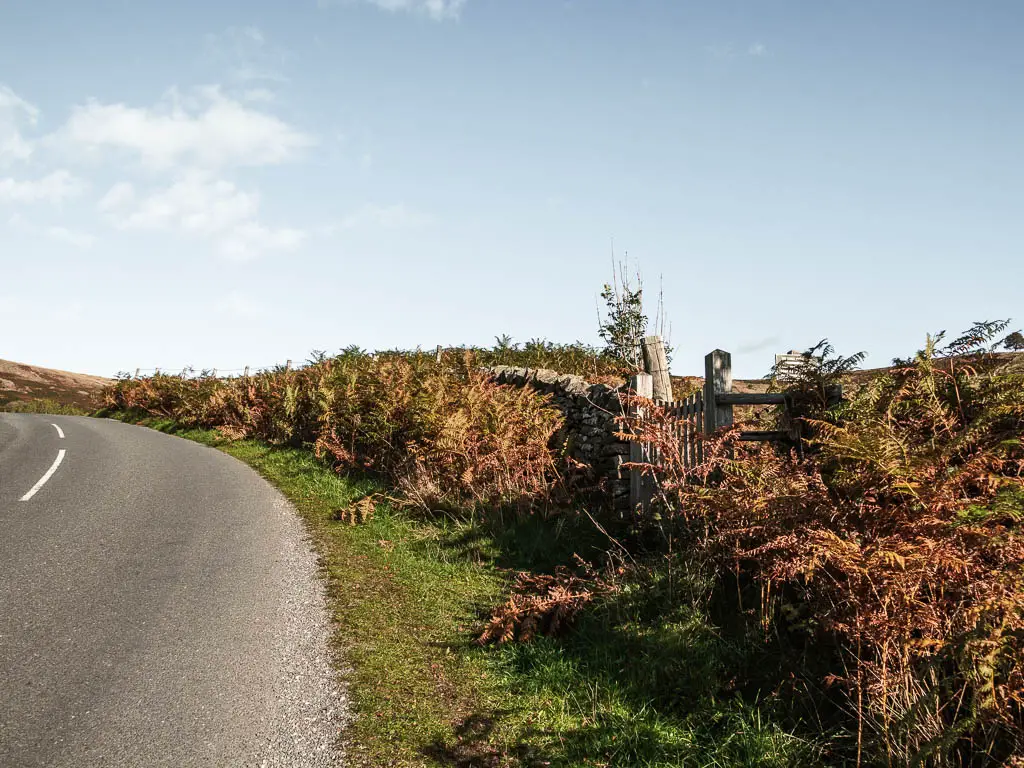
[134,368,140,379]
[703,350,733,434]
[285,359,292,372]
[243,366,250,378]
[628,373,655,514]
[641,335,672,402]
[436,344,442,363]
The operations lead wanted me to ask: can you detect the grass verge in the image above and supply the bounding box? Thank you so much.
[102,412,827,767]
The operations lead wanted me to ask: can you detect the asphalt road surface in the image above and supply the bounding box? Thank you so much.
[0,414,347,767]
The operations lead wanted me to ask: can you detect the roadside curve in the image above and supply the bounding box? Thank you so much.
[0,414,347,767]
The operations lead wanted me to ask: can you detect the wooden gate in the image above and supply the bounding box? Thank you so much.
[662,393,705,468]
[627,347,823,510]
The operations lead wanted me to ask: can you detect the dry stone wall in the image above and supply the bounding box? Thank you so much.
[487,366,630,507]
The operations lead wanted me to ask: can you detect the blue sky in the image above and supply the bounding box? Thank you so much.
[1,0,1021,377]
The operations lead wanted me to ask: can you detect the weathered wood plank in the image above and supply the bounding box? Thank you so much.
[642,335,672,402]
[703,350,733,435]
[629,374,655,514]
[696,392,705,465]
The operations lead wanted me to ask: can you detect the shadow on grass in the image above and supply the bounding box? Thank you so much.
[418,511,846,767]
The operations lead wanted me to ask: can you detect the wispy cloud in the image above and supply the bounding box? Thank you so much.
[51,86,314,170]
[707,42,770,60]
[98,171,305,261]
[204,26,291,84]
[6,211,96,248]
[217,222,305,261]
[242,88,276,104]
[46,226,97,249]
[0,170,87,204]
[320,0,468,22]
[0,84,40,165]
[334,202,435,232]
[735,336,782,355]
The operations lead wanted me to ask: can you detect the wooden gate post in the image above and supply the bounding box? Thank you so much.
[628,373,655,514]
[703,350,733,434]
[641,335,672,402]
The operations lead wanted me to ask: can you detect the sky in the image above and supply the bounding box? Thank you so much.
[0,0,1021,378]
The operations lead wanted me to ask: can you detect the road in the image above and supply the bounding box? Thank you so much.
[0,414,347,767]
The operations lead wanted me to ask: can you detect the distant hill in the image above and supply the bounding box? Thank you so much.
[0,359,110,412]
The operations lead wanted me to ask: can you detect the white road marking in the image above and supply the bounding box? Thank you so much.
[20,449,66,502]
[52,423,65,439]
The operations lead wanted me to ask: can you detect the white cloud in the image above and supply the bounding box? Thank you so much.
[53,87,314,170]
[103,173,258,233]
[336,203,434,231]
[0,170,87,204]
[46,226,96,248]
[0,84,40,165]
[99,171,305,261]
[321,0,467,21]
[748,43,767,57]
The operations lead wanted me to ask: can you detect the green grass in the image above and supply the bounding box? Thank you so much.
[102,412,829,767]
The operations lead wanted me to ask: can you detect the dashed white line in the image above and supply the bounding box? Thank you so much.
[20,449,66,502]
[52,423,65,439]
